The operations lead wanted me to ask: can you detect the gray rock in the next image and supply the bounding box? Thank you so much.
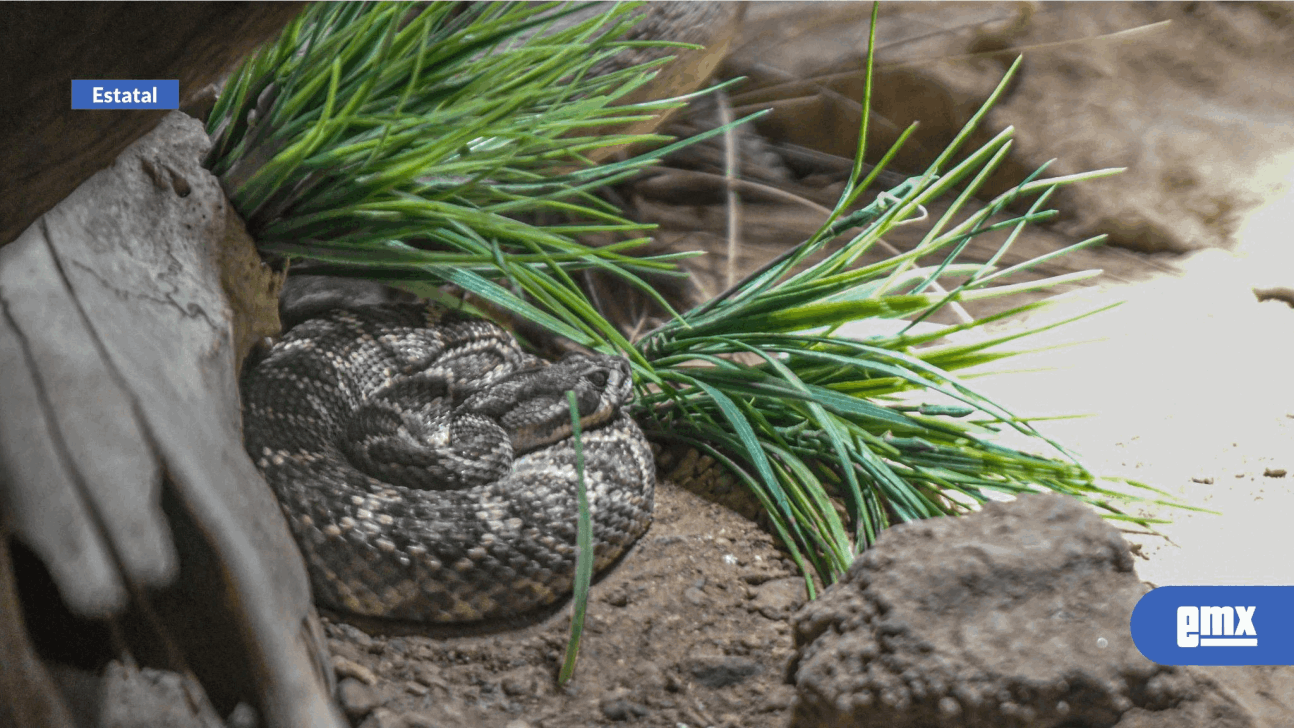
[599,688,650,721]
[786,494,1254,728]
[684,655,762,688]
[337,677,380,720]
[499,666,546,697]
[748,577,806,620]
[683,586,710,606]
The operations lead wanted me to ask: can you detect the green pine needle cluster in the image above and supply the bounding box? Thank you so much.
[206,1,731,340]
[207,1,1188,594]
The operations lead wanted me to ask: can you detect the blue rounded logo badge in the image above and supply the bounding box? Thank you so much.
[1131,586,1294,665]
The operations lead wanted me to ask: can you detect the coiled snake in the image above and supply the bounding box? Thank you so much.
[241,303,655,622]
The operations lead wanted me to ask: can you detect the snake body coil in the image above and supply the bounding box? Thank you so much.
[241,303,655,622]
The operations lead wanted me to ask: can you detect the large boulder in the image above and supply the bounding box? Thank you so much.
[787,493,1253,728]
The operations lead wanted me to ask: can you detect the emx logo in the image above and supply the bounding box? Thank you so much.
[1177,605,1257,647]
[1132,586,1294,665]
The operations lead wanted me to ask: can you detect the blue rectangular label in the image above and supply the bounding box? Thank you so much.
[1132,586,1294,665]
[71,80,179,110]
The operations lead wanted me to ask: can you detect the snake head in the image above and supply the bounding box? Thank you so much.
[553,351,633,409]
[465,352,633,452]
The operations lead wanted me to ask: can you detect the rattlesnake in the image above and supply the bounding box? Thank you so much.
[240,302,655,622]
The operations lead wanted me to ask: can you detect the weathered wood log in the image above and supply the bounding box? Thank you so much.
[0,112,338,728]
[0,2,306,250]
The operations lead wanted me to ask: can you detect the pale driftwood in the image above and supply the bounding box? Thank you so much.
[0,221,174,613]
[0,113,339,728]
[0,3,305,251]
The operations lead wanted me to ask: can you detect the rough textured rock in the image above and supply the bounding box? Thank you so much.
[749,577,808,620]
[786,493,1253,728]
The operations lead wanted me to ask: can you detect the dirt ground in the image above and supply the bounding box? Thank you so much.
[321,480,801,728]
[307,5,1294,728]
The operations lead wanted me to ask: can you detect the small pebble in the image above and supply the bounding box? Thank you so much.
[333,656,378,685]
[331,622,375,648]
[601,698,650,721]
[739,570,778,585]
[748,577,807,620]
[683,586,709,606]
[683,655,761,688]
[501,669,541,697]
[760,685,796,712]
[413,664,448,691]
[337,678,379,720]
[600,688,651,721]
